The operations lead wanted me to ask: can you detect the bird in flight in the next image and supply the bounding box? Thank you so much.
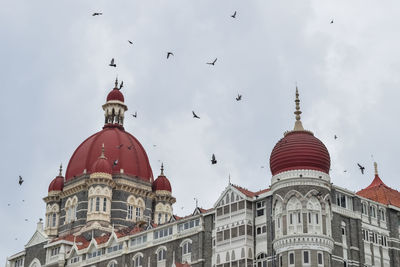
[113,159,118,166]
[116,144,123,149]
[128,40,133,45]
[343,170,347,173]
[167,52,174,59]
[119,81,123,90]
[236,94,242,101]
[330,19,334,24]
[207,58,217,66]
[18,176,24,186]
[231,11,237,18]
[357,163,365,174]
[192,111,200,119]
[109,58,116,67]
[334,135,338,140]
[211,154,217,165]
[92,12,103,16]
[132,112,137,118]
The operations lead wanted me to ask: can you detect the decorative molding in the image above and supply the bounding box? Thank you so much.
[271,169,331,187]
[273,234,334,254]
[332,205,361,219]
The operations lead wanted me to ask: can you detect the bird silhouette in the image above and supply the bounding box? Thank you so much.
[167,52,174,59]
[119,81,123,90]
[206,58,217,66]
[192,111,200,119]
[109,58,116,67]
[330,19,334,24]
[116,144,123,149]
[211,154,217,165]
[231,11,237,18]
[132,112,137,118]
[357,163,365,174]
[128,40,133,44]
[344,170,347,173]
[92,12,102,16]
[236,94,242,101]
[113,159,118,166]
[18,176,24,186]
[334,135,338,140]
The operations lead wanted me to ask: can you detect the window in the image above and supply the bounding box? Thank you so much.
[362,202,368,215]
[70,256,79,264]
[246,201,252,210]
[154,227,173,239]
[164,213,168,223]
[247,225,253,236]
[127,205,133,220]
[303,251,309,264]
[96,197,100,211]
[256,253,267,267]
[370,206,376,218]
[130,235,147,247]
[178,219,200,232]
[50,247,60,256]
[158,213,162,225]
[107,243,123,253]
[256,201,265,216]
[380,209,385,221]
[239,225,245,236]
[182,241,192,255]
[137,207,142,220]
[224,229,230,240]
[52,213,57,227]
[14,259,24,267]
[335,192,352,210]
[133,255,143,267]
[103,198,107,212]
[108,260,117,267]
[288,252,295,266]
[90,198,93,212]
[157,248,166,261]
[238,201,245,210]
[317,252,323,266]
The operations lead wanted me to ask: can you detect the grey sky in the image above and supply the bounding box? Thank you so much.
[1,0,400,262]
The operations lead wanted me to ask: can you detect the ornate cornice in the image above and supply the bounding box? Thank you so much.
[273,234,334,254]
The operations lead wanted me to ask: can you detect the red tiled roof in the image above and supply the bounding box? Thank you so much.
[232,184,270,197]
[357,174,400,208]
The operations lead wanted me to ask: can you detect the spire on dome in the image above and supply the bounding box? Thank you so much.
[293,87,304,131]
[374,162,378,175]
[59,163,63,176]
[100,143,106,159]
[114,77,118,89]
[160,163,164,176]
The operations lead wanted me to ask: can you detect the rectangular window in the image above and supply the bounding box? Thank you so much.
[52,213,57,227]
[223,229,230,240]
[103,198,107,212]
[96,197,100,211]
[289,213,293,225]
[315,214,319,224]
[217,231,223,242]
[238,201,245,210]
[317,252,323,265]
[231,227,238,238]
[217,207,223,216]
[231,202,238,212]
[289,252,295,265]
[127,205,133,219]
[256,201,265,216]
[239,225,245,236]
[246,201,252,210]
[247,225,253,236]
[303,251,309,264]
[298,212,301,223]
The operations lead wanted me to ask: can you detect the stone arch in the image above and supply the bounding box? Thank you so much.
[28,258,41,267]
[107,259,118,267]
[283,190,303,208]
[286,197,302,211]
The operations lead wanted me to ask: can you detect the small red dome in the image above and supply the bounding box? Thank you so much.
[152,175,172,192]
[107,89,124,102]
[270,130,330,176]
[48,176,64,192]
[91,157,112,174]
[65,126,153,182]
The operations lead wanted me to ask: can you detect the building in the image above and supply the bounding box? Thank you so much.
[6,81,400,267]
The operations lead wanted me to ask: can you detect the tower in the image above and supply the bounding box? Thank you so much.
[269,88,334,266]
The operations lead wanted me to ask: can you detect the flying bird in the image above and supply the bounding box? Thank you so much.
[18,176,23,186]
[231,11,237,18]
[128,40,133,44]
[109,58,116,67]
[330,19,334,24]
[357,163,365,174]
[113,160,119,166]
[116,144,123,149]
[334,135,338,140]
[343,170,347,173]
[119,81,123,90]
[206,58,217,66]
[131,112,137,118]
[167,52,174,59]
[92,12,103,16]
[236,94,242,101]
[211,154,217,165]
[192,111,200,119]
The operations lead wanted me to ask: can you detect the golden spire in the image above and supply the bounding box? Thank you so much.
[374,162,378,176]
[100,143,106,159]
[293,86,304,131]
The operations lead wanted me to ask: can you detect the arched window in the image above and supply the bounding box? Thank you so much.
[133,253,143,267]
[157,248,166,261]
[307,197,322,234]
[52,213,57,227]
[182,241,192,255]
[256,253,267,267]
[275,200,283,238]
[103,197,107,212]
[287,197,302,235]
[107,260,117,267]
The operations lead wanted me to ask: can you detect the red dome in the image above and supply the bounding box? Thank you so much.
[91,156,112,174]
[107,89,124,102]
[270,130,330,176]
[65,126,153,182]
[48,176,64,192]
[152,175,172,192]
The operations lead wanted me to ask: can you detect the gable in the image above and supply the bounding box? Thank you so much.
[25,230,48,248]
[214,185,245,208]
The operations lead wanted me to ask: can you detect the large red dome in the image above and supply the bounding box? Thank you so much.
[65,126,153,182]
[269,130,330,176]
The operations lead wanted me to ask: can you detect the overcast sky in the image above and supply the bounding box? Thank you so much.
[2,0,400,262]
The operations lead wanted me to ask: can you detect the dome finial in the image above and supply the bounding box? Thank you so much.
[374,162,378,176]
[100,143,106,159]
[114,77,118,89]
[293,86,304,131]
[160,162,164,176]
[59,163,63,176]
